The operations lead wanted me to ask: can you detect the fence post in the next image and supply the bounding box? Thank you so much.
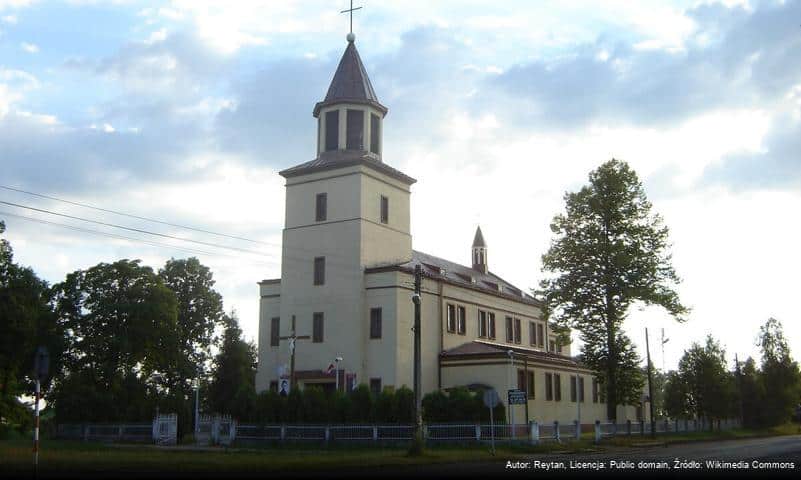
[663,418,668,434]
[675,419,679,433]
[118,425,123,441]
[554,421,560,442]
[373,426,378,442]
[612,422,617,436]
[640,419,645,436]
[574,420,580,441]
[325,426,330,445]
[280,425,286,443]
[626,420,631,436]
[530,421,539,446]
[594,420,601,444]
[475,425,481,442]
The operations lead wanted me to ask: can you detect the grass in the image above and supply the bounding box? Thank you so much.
[1,424,798,474]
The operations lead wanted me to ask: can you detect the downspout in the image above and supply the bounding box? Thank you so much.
[438,280,444,389]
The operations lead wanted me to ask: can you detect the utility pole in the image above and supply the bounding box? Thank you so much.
[645,328,655,438]
[194,365,200,440]
[409,264,423,455]
[735,353,744,427]
[33,346,49,479]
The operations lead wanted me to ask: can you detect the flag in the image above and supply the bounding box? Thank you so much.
[325,362,335,375]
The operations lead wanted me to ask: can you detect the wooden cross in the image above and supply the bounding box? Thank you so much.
[340,0,362,35]
[278,315,311,388]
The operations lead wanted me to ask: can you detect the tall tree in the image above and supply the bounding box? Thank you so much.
[540,159,688,421]
[0,221,63,428]
[51,259,178,421]
[757,318,801,426]
[207,313,256,420]
[676,335,736,426]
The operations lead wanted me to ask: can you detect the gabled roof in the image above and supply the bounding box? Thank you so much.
[472,226,487,248]
[313,40,387,117]
[365,250,542,307]
[278,149,416,185]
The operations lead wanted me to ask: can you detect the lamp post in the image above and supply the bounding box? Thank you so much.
[507,350,514,437]
[194,366,201,440]
[335,356,342,392]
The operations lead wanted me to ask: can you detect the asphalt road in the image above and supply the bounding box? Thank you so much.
[310,435,801,479]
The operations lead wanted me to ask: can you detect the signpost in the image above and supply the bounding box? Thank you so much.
[507,389,527,405]
[483,389,499,455]
[33,346,49,478]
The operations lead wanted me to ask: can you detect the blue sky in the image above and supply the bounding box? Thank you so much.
[2,0,800,371]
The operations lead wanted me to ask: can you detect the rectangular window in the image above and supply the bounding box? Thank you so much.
[270,317,280,346]
[446,304,456,333]
[517,369,526,391]
[554,374,562,401]
[592,378,599,403]
[549,340,556,353]
[579,377,585,403]
[369,378,382,396]
[488,312,496,339]
[478,310,487,338]
[545,373,553,401]
[529,321,536,346]
[570,375,577,402]
[325,110,339,151]
[505,316,513,342]
[313,312,324,343]
[346,109,364,150]
[457,306,466,334]
[380,195,389,224]
[513,318,521,344]
[370,113,380,154]
[313,257,325,285]
[370,308,382,339]
[527,371,535,399]
[315,193,327,222]
[537,324,544,347]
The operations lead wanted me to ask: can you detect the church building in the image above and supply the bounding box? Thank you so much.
[256,33,641,424]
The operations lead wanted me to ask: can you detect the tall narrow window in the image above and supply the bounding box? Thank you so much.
[270,317,280,346]
[527,371,535,399]
[529,321,536,346]
[578,377,585,402]
[370,113,380,154]
[549,340,556,352]
[488,313,496,339]
[554,374,562,401]
[537,324,544,348]
[570,375,577,402]
[370,308,382,339]
[346,109,364,150]
[517,369,526,391]
[325,110,339,151]
[313,257,325,285]
[380,195,389,224]
[545,373,553,401]
[513,318,521,344]
[457,306,466,334]
[505,316,513,342]
[592,378,599,403]
[369,378,382,396]
[446,304,456,333]
[315,193,327,222]
[478,310,487,338]
[313,312,324,343]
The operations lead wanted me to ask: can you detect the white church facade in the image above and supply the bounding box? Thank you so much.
[256,35,641,425]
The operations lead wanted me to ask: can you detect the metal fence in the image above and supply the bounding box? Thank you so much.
[56,423,153,443]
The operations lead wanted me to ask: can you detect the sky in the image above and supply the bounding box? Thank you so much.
[1,0,799,373]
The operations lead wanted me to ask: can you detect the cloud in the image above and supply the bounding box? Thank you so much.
[20,41,38,53]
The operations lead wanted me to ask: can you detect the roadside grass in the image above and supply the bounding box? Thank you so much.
[1,424,797,473]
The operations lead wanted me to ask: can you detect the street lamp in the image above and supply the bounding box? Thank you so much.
[507,350,514,436]
[335,356,343,392]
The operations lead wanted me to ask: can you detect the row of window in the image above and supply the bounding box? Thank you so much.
[445,303,559,352]
[323,109,381,154]
[269,308,385,347]
[522,372,602,403]
[314,193,389,224]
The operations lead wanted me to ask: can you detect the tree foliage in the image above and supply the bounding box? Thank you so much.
[673,335,736,425]
[540,159,688,420]
[756,318,801,426]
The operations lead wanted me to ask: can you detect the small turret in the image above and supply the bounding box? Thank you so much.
[472,226,488,274]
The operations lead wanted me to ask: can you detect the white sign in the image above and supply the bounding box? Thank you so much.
[279,378,291,396]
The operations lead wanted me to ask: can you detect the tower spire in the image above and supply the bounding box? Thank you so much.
[472,226,488,274]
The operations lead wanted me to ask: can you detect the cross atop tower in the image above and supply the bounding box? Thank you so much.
[340,0,362,40]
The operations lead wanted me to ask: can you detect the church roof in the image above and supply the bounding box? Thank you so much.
[365,250,542,307]
[472,226,486,248]
[440,340,583,369]
[313,40,387,117]
[279,149,416,184]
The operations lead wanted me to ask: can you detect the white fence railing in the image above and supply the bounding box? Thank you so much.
[57,413,177,445]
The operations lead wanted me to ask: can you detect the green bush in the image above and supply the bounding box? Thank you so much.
[422,387,505,423]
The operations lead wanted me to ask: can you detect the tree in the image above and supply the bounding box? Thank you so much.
[663,370,690,419]
[738,357,765,428]
[207,313,257,421]
[676,335,736,427]
[51,259,178,422]
[0,221,63,429]
[757,318,801,426]
[540,159,688,421]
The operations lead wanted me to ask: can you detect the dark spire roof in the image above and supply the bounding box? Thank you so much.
[472,226,487,248]
[313,38,387,117]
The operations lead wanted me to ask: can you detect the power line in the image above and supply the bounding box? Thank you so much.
[0,200,277,258]
[0,184,274,246]
[0,210,278,266]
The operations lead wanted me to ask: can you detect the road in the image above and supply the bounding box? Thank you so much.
[305,435,801,479]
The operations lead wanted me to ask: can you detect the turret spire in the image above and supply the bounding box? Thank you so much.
[472,226,488,274]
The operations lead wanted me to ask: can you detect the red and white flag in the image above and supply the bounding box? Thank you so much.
[325,362,335,375]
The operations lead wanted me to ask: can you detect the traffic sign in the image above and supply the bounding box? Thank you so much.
[507,389,527,405]
[482,389,499,408]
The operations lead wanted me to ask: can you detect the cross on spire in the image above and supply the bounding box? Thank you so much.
[340,0,362,36]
